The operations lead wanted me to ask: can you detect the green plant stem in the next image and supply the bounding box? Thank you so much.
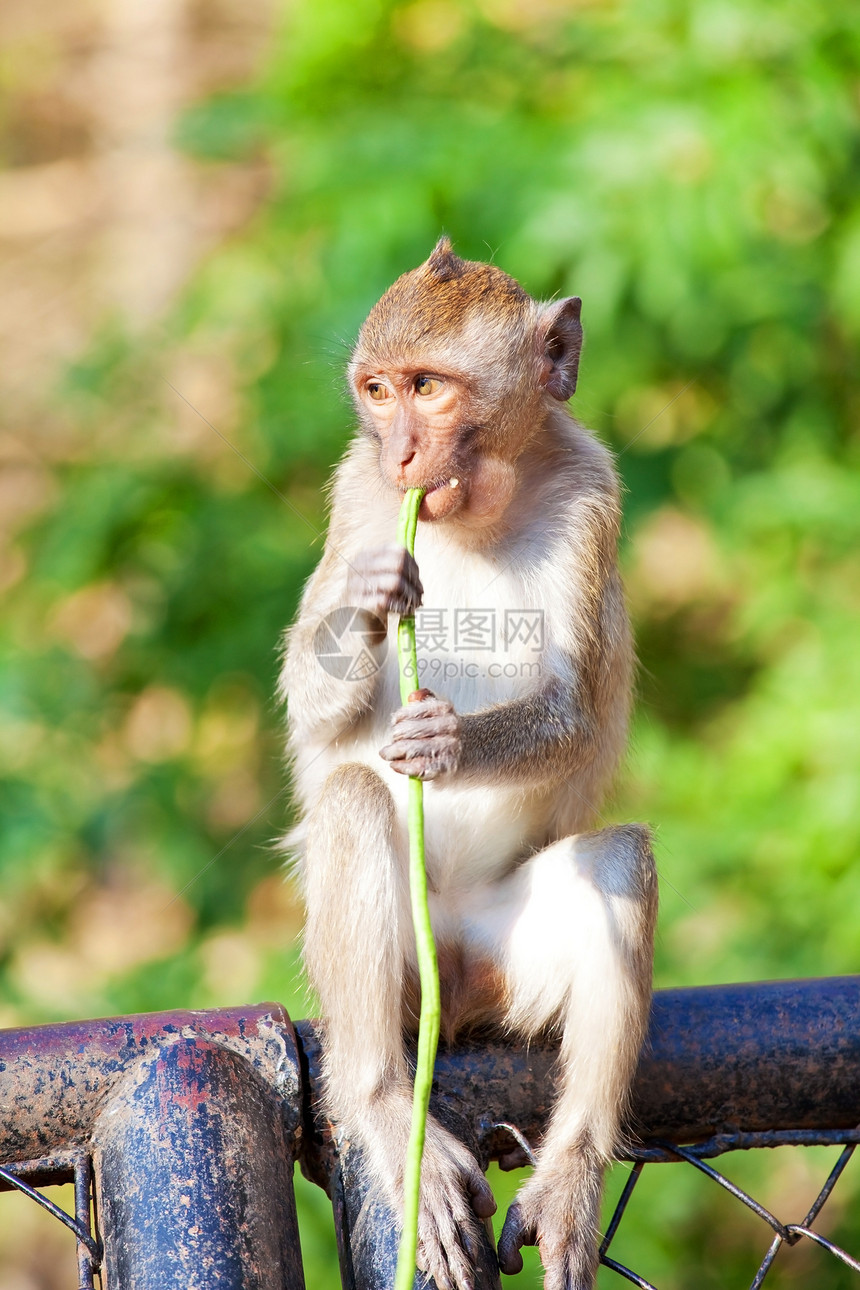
[394,487,440,1290]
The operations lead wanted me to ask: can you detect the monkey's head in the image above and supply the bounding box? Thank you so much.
[349,238,582,526]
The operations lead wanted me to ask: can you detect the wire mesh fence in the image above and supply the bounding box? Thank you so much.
[0,1150,101,1289]
[3,1129,860,1289]
[608,1130,860,1288]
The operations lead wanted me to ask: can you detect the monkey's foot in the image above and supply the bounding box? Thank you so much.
[497,1162,601,1290]
[412,1126,496,1290]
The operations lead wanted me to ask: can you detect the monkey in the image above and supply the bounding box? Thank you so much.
[280,238,657,1290]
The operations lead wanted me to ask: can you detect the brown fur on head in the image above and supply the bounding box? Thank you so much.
[354,238,532,370]
[349,238,583,527]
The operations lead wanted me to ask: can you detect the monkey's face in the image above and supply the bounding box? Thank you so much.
[351,364,478,522]
[351,361,524,527]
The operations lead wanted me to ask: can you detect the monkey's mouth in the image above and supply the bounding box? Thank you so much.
[418,478,466,522]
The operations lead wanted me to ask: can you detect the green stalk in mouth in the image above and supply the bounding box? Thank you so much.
[393,486,440,1290]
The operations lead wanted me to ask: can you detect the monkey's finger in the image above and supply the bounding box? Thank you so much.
[461,1223,480,1264]
[364,545,424,600]
[380,737,458,767]
[350,586,421,617]
[449,1224,480,1288]
[418,1209,475,1290]
[357,541,418,573]
[445,1214,480,1290]
[348,548,420,579]
[417,1245,455,1290]
[394,693,448,714]
[418,1246,455,1290]
[392,695,453,719]
[389,569,424,604]
[367,576,424,613]
[388,712,459,741]
[348,561,423,614]
[498,1202,536,1276]
[381,757,447,780]
[380,731,458,755]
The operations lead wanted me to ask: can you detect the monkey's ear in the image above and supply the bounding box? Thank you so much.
[539,297,583,400]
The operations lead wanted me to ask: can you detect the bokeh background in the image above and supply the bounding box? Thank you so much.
[1,0,859,1285]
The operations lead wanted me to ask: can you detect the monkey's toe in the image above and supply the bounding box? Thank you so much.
[467,1174,497,1220]
[498,1201,532,1275]
[503,1168,601,1290]
[498,1145,532,1171]
[417,1197,478,1290]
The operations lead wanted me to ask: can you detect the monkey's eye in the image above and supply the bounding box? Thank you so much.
[366,382,391,402]
[414,376,442,397]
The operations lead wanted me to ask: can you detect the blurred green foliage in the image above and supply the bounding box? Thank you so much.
[2,0,860,1285]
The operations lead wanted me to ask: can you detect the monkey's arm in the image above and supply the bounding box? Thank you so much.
[457,671,599,786]
[459,480,632,787]
[380,671,599,788]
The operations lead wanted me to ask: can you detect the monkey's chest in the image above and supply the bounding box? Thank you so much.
[391,542,546,713]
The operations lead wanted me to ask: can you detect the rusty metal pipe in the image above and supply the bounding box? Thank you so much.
[3,980,857,1172]
[295,976,860,1290]
[0,1004,301,1163]
[1,979,859,1290]
[295,976,860,1184]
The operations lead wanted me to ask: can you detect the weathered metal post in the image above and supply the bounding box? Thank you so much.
[95,1038,303,1289]
[328,1139,501,1290]
[0,1004,306,1290]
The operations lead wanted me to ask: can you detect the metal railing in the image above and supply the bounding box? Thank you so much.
[1,977,858,1288]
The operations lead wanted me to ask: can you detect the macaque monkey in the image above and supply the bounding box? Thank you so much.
[280,239,657,1290]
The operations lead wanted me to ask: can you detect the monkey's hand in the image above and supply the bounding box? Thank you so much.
[346,543,423,618]
[379,689,461,780]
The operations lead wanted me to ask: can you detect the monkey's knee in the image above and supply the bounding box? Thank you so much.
[583,823,656,911]
[303,762,403,954]
[579,823,657,996]
[306,762,397,859]
[316,761,393,810]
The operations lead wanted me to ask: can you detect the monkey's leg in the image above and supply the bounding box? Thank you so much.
[303,763,496,1290]
[465,825,656,1290]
